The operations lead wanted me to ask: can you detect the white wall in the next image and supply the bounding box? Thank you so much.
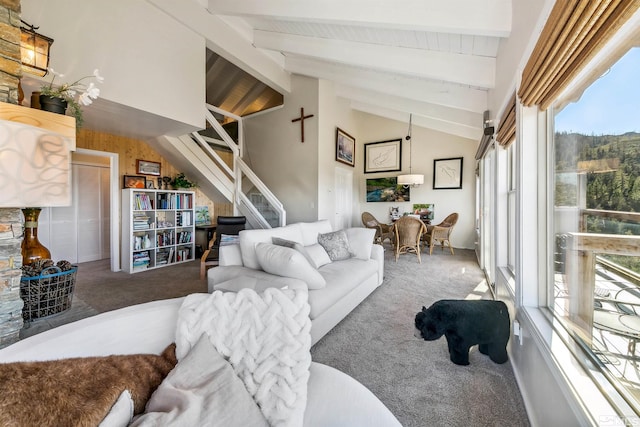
[354,111,478,249]
[489,0,554,119]
[21,0,205,131]
[317,80,359,228]
[243,75,320,224]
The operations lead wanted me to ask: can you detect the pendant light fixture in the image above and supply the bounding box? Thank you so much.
[397,113,424,187]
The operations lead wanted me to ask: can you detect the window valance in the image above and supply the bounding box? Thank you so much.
[518,0,640,109]
[496,92,516,147]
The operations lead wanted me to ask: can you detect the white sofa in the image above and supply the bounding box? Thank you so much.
[207,220,384,344]
[0,298,401,427]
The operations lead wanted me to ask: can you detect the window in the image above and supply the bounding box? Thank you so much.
[507,143,516,274]
[550,47,640,412]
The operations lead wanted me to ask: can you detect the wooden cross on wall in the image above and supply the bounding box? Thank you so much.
[291,107,314,143]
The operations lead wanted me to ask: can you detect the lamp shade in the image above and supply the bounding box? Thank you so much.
[397,174,424,186]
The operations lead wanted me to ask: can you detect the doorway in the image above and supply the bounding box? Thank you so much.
[38,149,120,271]
[334,167,353,230]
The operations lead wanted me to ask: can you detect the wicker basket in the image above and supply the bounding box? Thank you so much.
[20,266,78,321]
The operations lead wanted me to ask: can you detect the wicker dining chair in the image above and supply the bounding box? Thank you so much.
[424,212,458,255]
[392,216,426,263]
[361,211,394,245]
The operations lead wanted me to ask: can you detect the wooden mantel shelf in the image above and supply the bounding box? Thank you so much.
[0,103,76,149]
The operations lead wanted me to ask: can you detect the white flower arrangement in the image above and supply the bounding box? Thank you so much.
[40,68,104,128]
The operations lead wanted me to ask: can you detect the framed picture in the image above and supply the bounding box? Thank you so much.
[364,139,402,173]
[365,177,410,202]
[433,157,463,190]
[336,127,355,167]
[145,181,155,189]
[123,175,147,189]
[413,203,434,221]
[195,206,211,225]
[136,159,161,176]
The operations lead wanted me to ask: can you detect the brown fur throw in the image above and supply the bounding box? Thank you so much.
[0,343,176,427]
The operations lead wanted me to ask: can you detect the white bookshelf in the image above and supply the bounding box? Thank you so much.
[121,188,195,274]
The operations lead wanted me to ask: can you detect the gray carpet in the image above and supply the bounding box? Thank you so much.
[311,248,530,427]
[19,250,529,426]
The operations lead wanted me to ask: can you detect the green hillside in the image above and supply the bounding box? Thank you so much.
[555,132,640,213]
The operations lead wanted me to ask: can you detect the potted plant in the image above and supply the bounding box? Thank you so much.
[39,68,104,128]
[171,173,197,189]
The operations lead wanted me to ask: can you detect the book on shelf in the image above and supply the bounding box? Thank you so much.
[177,231,192,244]
[133,193,153,210]
[132,250,151,270]
[176,211,192,227]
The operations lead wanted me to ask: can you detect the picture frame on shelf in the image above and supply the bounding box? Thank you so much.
[336,127,355,167]
[433,157,463,190]
[136,159,161,176]
[364,138,402,173]
[123,175,147,189]
[146,181,155,189]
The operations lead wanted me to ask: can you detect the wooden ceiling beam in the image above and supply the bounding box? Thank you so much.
[208,0,512,37]
[285,56,487,113]
[349,102,481,141]
[336,85,482,130]
[254,30,495,88]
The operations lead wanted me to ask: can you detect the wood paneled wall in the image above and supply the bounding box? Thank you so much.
[77,129,233,220]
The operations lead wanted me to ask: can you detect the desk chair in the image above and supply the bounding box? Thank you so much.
[200,216,246,279]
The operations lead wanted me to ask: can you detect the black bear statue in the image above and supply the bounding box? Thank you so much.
[414,299,510,366]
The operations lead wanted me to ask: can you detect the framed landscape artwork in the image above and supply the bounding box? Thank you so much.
[336,127,355,167]
[366,177,410,202]
[433,157,463,190]
[364,139,402,173]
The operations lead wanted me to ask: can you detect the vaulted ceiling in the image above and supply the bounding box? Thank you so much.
[204,0,512,140]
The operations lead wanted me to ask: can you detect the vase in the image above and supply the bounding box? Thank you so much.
[21,208,51,265]
[39,95,68,115]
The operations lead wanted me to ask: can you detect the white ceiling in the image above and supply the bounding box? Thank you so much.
[206,0,512,140]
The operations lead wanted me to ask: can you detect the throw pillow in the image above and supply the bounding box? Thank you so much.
[220,234,240,246]
[255,242,326,289]
[219,243,243,266]
[271,236,298,248]
[0,344,177,426]
[100,390,134,427]
[300,243,332,268]
[345,227,376,260]
[317,230,354,261]
[131,336,268,427]
[273,237,330,269]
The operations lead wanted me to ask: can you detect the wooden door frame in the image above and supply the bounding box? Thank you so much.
[75,148,120,271]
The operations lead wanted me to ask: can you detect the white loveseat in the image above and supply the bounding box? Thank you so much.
[207,220,384,344]
[0,297,401,426]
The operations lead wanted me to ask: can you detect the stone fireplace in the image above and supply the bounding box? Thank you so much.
[0,0,75,348]
[0,0,25,348]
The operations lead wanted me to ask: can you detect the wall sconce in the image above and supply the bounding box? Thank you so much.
[20,20,54,77]
[397,114,424,188]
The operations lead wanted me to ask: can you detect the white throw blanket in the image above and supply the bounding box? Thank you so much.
[175,287,311,427]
